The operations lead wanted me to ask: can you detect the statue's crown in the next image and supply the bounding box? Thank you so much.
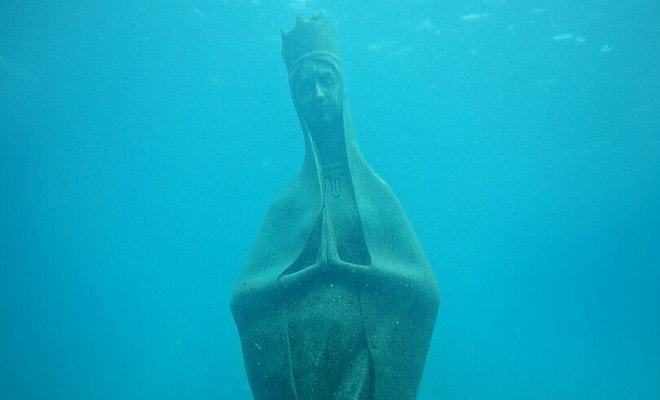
[281,12,341,79]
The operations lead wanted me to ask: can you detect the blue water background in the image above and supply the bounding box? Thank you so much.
[2,1,659,399]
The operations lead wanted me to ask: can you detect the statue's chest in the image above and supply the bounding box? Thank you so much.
[317,162,371,266]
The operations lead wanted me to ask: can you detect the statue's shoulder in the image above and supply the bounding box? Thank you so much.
[256,174,321,241]
[354,162,405,212]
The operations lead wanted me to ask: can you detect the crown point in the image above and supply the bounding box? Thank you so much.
[281,12,342,79]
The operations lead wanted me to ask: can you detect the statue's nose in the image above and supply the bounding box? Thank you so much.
[313,82,325,98]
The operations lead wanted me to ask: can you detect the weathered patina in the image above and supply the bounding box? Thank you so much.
[231,13,439,400]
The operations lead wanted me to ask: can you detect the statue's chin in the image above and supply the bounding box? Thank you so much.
[306,111,340,129]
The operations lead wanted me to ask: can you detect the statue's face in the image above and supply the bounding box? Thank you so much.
[292,60,343,127]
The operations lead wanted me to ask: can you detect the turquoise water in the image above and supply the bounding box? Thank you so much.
[2,1,659,399]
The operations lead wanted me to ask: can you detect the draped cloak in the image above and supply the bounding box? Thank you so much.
[230,44,439,400]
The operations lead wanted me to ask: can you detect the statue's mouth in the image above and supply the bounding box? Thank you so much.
[312,103,340,119]
[312,102,330,111]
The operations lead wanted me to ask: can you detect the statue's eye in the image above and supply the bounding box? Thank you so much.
[297,79,314,95]
[320,74,335,87]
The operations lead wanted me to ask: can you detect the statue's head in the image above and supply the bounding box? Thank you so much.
[282,12,343,128]
[289,58,343,127]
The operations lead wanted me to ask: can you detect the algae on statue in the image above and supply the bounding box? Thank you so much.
[231,12,440,400]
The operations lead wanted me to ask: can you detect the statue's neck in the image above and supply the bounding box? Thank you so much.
[308,118,348,173]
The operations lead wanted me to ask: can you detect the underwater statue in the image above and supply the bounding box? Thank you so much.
[230,13,440,400]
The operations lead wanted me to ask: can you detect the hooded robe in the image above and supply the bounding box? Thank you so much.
[230,13,440,400]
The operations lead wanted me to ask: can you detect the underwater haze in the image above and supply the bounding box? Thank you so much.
[2,0,659,399]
